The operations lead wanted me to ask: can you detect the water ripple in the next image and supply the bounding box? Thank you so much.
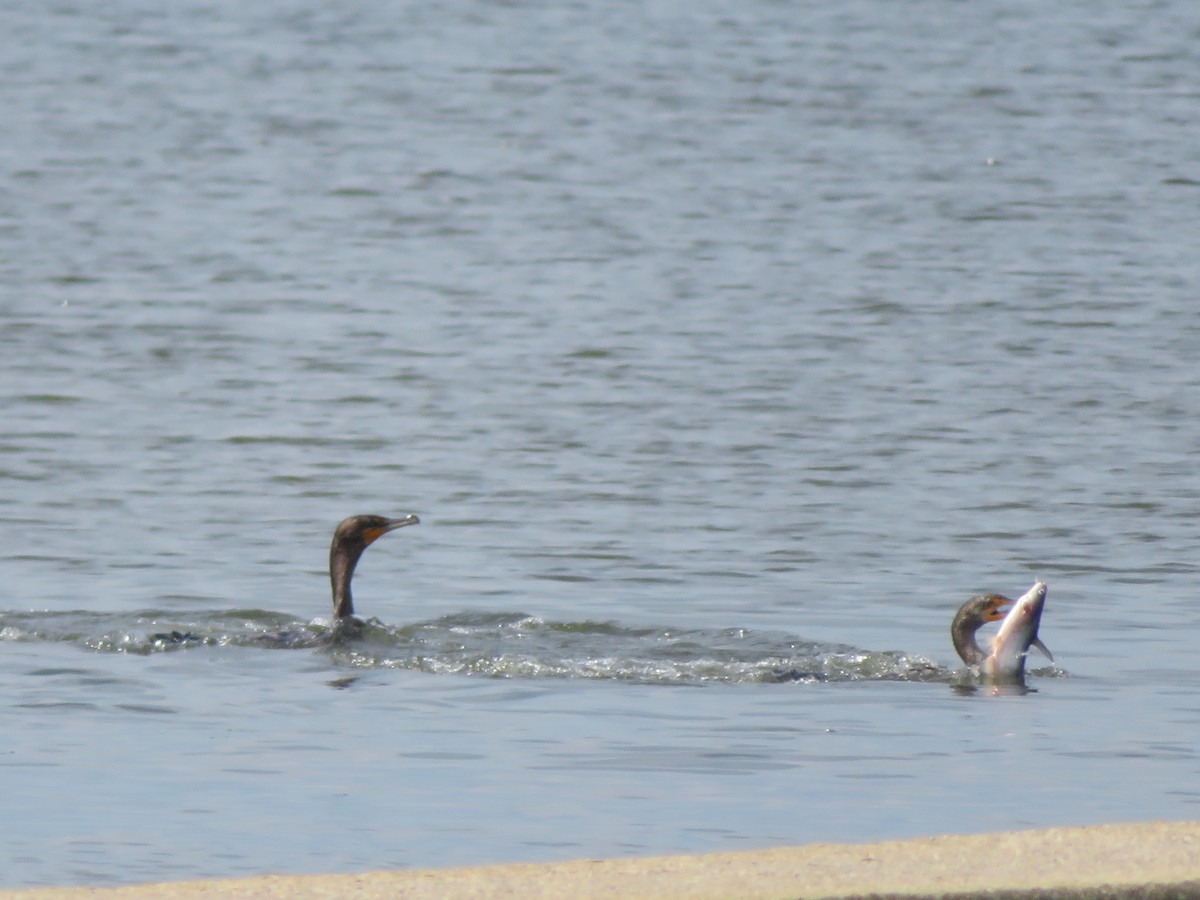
[0,608,1048,687]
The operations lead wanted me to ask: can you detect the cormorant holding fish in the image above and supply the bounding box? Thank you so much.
[952,581,1052,681]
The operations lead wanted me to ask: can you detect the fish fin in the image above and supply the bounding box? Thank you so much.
[1032,637,1054,662]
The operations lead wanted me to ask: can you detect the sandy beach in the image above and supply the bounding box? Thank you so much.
[4,820,1198,899]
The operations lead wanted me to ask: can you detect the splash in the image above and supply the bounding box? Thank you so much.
[0,608,1058,686]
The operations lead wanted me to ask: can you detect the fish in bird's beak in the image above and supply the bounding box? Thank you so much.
[984,581,1052,681]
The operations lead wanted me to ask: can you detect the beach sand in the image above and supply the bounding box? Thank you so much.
[4,820,1198,899]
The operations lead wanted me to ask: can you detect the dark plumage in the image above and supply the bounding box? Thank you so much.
[950,593,1012,666]
[330,513,419,620]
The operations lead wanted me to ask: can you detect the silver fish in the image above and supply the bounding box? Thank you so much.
[983,581,1052,681]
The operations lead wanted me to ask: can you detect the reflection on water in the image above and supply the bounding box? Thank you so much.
[951,680,1037,698]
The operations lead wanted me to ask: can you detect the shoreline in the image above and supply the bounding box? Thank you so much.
[4,821,1198,899]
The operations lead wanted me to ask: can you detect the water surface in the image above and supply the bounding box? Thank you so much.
[3,0,1200,888]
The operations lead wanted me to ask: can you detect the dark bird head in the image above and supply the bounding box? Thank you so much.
[330,513,419,620]
[951,593,1012,666]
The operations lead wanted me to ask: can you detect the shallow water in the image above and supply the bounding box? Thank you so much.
[3,0,1200,888]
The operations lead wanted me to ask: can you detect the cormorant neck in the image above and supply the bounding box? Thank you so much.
[952,624,988,666]
[331,543,366,620]
[951,605,990,666]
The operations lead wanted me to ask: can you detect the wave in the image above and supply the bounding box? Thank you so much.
[0,608,1057,686]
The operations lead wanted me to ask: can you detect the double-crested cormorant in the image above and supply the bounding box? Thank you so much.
[330,513,419,620]
[951,593,1012,666]
[952,581,1052,680]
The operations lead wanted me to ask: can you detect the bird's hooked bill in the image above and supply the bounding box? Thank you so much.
[363,514,420,545]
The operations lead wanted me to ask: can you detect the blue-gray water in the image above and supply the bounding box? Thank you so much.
[3,0,1200,888]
